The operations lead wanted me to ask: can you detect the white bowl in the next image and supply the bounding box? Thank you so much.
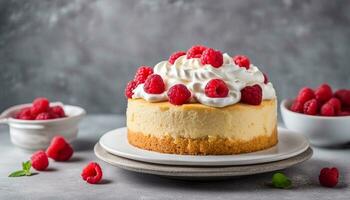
[280,99,350,147]
[0,103,86,151]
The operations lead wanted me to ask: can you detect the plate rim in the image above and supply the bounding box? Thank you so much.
[99,127,309,166]
[94,143,313,178]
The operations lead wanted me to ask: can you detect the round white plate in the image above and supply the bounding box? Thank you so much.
[95,143,313,179]
[99,127,309,166]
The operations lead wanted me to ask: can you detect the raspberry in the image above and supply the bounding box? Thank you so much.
[303,99,318,115]
[338,111,350,116]
[205,79,229,98]
[81,162,103,184]
[240,84,262,105]
[343,106,350,112]
[290,100,304,113]
[31,97,50,116]
[263,73,269,84]
[186,45,207,59]
[320,103,335,116]
[46,136,74,161]
[16,108,34,120]
[168,51,186,64]
[167,84,191,105]
[200,48,223,68]
[143,74,165,94]
[315,84,333,103]
[319,167,339,187]
[125,80,138,98]
[134,66,153,85]
[296,87,315,104]
[31,150,49,171]
[35,112,53,120]
[334,89,350,107]
[49,106,66,118]
[233,55,250,69]
[327,98,341,114]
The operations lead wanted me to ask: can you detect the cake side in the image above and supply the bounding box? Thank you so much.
[127,128,277,155]
[127,99,278,155]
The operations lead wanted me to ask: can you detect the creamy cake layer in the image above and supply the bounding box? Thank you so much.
[126,99,277,141]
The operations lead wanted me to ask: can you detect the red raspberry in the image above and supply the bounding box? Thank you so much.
[327,98,341,114]
[320,103,335,116]
[46,136,74,161]
[134,66,153,85]
[338,111,350,116]
[290,100,304,113]
[49,106,66,118]
[186,45,207,59]
[167,84,191,105]
[263,73,269,84]
[81,162,103,184]
[240,84,262,105]
[200,48,223,68]
[303,99,318,115]
[319,167,339,187]
[143,74,165,94]
[35,112,54,120]
[168,51,186,64]
[16,108,34,120]
[31,150,49,171]
[31,97,50,116]
[315,84,333,103]
[296,87,315,104]
[125,80,138,99]
[233,55,250,69]
[205,79,229,98]
[343,106,350,112]
[334,89,350,107]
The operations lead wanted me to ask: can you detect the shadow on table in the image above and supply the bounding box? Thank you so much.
[116,158,348,191]
[72,138,97,152]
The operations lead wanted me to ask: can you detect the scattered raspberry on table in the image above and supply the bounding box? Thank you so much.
[81,162,103,184]
[31,150,49,171]
[319,167,339,187]
[46,136,74,161]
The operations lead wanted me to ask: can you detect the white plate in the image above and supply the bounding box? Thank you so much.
[94,143,313,179]
[99,127,309,166]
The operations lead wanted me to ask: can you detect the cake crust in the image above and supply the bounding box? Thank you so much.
[127,127,278,155]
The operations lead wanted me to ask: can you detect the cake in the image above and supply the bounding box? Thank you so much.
[125,45,277,155]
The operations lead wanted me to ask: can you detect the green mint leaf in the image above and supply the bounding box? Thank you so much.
[8,170,27,177]
[272,172,292,189]
[22,161,31,172]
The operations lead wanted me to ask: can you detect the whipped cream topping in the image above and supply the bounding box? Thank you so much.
[132,53,276,107]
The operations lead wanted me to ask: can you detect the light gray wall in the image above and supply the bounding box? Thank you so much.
[1,0,350,114]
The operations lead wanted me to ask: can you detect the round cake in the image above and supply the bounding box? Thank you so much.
[125,45,277,155]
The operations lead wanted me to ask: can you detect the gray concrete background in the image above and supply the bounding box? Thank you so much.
[1,0,350,114]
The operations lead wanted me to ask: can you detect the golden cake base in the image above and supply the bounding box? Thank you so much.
[127,128,278,155]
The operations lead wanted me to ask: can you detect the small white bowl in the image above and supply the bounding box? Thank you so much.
[0,102,86,151]
[280,99,350,147]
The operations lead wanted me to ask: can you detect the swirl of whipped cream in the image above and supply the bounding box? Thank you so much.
[132,53,276,107]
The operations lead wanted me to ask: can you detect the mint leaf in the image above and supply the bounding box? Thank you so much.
[8,170,27,177]
[272,172,292,189]
[22,161,31,172]
[9,161,32,177]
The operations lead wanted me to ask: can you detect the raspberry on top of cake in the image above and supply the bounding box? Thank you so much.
[125,45,276,107]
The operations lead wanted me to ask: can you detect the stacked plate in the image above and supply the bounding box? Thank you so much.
[95,127,312,180]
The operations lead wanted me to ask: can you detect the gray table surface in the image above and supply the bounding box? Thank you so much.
[0,115,349,200]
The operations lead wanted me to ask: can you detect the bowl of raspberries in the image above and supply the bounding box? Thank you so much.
[0,97,86,150]
[281,83,350,146]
